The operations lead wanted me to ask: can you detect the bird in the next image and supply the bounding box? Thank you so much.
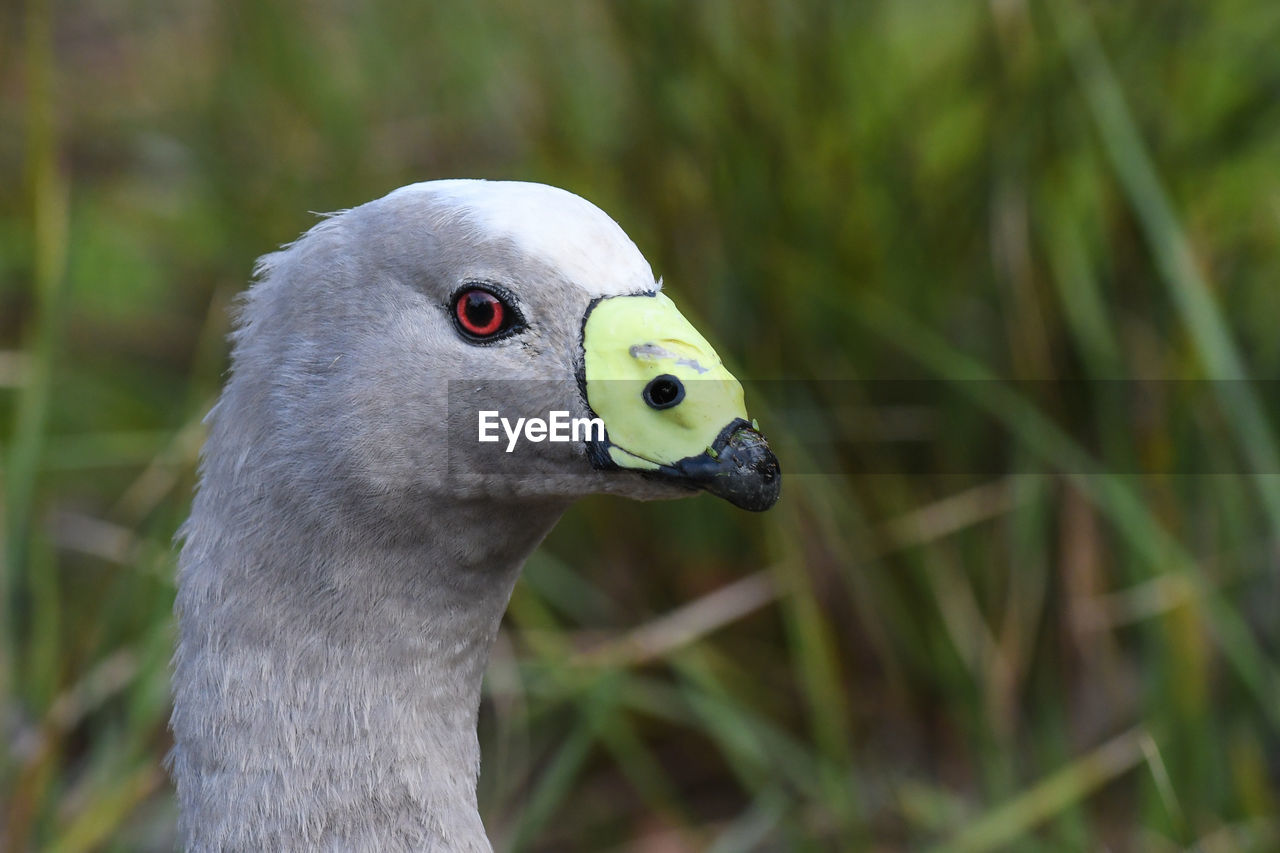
[168,179,780,851]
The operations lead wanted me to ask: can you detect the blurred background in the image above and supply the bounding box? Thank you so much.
[3,0,1280,849]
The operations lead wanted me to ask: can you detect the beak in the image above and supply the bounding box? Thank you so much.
[579,292,781,512]
[651,417,781,512]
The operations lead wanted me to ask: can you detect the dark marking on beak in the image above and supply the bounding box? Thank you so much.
[651,418,782,512]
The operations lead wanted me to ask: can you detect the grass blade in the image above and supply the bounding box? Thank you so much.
[1048,0,1280,529]
[934,726,1148,853]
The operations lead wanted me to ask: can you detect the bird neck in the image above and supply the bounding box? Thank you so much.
[170,487,567,852]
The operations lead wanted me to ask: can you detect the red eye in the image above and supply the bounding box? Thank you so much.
[453,288,508,339]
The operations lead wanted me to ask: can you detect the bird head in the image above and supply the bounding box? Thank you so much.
[228,180,779,521]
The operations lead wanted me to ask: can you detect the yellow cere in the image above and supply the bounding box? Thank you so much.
[582,292,748,469]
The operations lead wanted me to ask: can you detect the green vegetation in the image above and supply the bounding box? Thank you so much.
[3,0,1279,849]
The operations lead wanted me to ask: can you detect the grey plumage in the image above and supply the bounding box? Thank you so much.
[169,181,772,851]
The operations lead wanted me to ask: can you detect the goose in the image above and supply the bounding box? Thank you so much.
[168,179,780,851]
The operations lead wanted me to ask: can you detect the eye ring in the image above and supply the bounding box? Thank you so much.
[642,374,685,410]
[451,286,521,341]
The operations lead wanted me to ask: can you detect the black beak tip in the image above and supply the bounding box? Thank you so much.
[644,422,782,511]
[703,451,781,512]
[697,426,782,512]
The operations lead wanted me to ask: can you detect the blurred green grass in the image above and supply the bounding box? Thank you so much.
[3,0,1280,849]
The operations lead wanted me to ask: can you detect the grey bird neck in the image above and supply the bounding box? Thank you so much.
[171,449,566,850]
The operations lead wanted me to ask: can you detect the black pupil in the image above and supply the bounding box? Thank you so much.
[464,293,496,328]
[643,375,684,409]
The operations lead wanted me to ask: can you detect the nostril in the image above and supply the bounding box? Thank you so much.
[642,374,685,410]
